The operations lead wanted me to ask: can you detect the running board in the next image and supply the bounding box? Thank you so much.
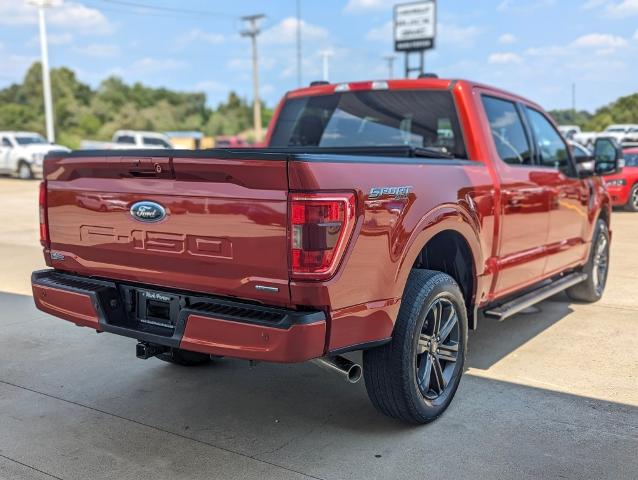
[484,272,587,321]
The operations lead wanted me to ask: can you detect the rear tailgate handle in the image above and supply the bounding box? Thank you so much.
[121,157,173,178]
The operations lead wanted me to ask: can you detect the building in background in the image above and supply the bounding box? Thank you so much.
[165,131,214,150]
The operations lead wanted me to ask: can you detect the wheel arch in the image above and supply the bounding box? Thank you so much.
[395,206,484,330]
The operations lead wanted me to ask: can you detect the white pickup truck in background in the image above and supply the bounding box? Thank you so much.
[0,131,70,179]
[602,124,638,146]
[80,130,174,150]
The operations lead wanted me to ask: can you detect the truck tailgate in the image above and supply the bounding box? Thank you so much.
[45,153,290,306]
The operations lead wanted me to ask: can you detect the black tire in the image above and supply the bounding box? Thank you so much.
[566,219,609,302]
[363,269,468,424]
[17,161,33,180]
[625,184,638,212]
[157,348,211,366]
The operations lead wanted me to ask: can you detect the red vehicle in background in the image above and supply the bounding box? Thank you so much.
[605,147,638,211]
[32,78,623,424]
[214,136,250,148]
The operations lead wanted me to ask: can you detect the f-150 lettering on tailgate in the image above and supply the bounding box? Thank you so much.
[79,225,233,259]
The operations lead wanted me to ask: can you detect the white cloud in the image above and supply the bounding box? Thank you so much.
[344,0,395,13]
[497,0,556,12]
[0,0,112,34]
[28,32,73,47]
[571,33,627,48]
[131,58,186,73]
[488,52,523,64]
[176,29,225,48]
[439,23,482,48]
[45,32,74,45]
[634,29,638,40]
[607,0,638,16]
[261,17,329,45]
[499,33,517,44]
[527,32,628,57]
[366,21,392,42]
[74,44,120,57]
[582,0,608,9]
[581,0,638,16]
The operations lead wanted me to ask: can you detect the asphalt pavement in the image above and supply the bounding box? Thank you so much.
[0,178,636,480]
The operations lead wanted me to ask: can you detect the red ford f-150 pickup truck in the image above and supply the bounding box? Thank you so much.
[32,78,622,424]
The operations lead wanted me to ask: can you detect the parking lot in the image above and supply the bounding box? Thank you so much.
[0,177,636,480]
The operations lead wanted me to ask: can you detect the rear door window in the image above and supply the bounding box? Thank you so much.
[482,96,532,166]
[525,108,572,173]
[270,89,467,158]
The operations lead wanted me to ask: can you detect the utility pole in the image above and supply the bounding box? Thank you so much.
[296,0,302,87]
[241,14,265,143]
[29,0,55,142]
[319,50,333,82]
[571,82,576,114]
[382,55,396,79]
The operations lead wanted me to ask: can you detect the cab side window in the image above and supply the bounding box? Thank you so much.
[525,108,571,172]
[1,137,12,147]
[482,96,532,166]
[115,135,135,144]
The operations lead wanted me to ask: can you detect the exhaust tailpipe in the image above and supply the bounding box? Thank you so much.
[311,356,362,384]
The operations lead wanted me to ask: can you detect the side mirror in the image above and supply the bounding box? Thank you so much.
[593,137,624,176]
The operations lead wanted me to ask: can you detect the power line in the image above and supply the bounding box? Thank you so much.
[101,0,236,17]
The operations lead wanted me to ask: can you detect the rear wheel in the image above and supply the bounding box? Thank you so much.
[363,269,467,424]
[625,184,638,212]
[17,161,33,180]
[567,219,609,302]
[157,348,211,366]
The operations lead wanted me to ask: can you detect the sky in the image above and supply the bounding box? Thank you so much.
[0,0,637,112]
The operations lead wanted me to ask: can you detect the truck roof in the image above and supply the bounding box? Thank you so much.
[285,78,542,109]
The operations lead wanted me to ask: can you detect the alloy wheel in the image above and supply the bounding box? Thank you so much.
[415,298,460,401]
[592,234,609,296]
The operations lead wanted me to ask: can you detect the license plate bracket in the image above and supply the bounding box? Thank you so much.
[136,289,180,328]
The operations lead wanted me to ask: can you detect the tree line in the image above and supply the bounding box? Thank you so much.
[0,62,273,148]
[549,92,638,132]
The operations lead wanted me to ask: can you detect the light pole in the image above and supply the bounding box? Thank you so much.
[319,50,333,82]
[30,0,55,142]
[382,55,396,79]
[241,14,265,143]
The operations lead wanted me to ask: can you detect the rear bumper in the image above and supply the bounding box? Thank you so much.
[31,269,326,363]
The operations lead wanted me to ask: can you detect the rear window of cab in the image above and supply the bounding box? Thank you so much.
[269,90,467,159]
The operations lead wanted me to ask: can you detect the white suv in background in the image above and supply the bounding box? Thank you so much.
[0,131,70,179]
[80,130,174,150]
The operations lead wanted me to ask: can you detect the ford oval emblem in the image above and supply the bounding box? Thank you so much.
[130,201,166,223]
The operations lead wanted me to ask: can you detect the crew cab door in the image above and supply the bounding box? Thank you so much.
[480,95,551,297]
[523,107,589,273]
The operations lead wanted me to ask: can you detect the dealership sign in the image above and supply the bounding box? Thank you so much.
[394,1,436,52]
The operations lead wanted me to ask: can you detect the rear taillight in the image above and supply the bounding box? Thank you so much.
[289,192,356,280]
[39,181,49,247]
